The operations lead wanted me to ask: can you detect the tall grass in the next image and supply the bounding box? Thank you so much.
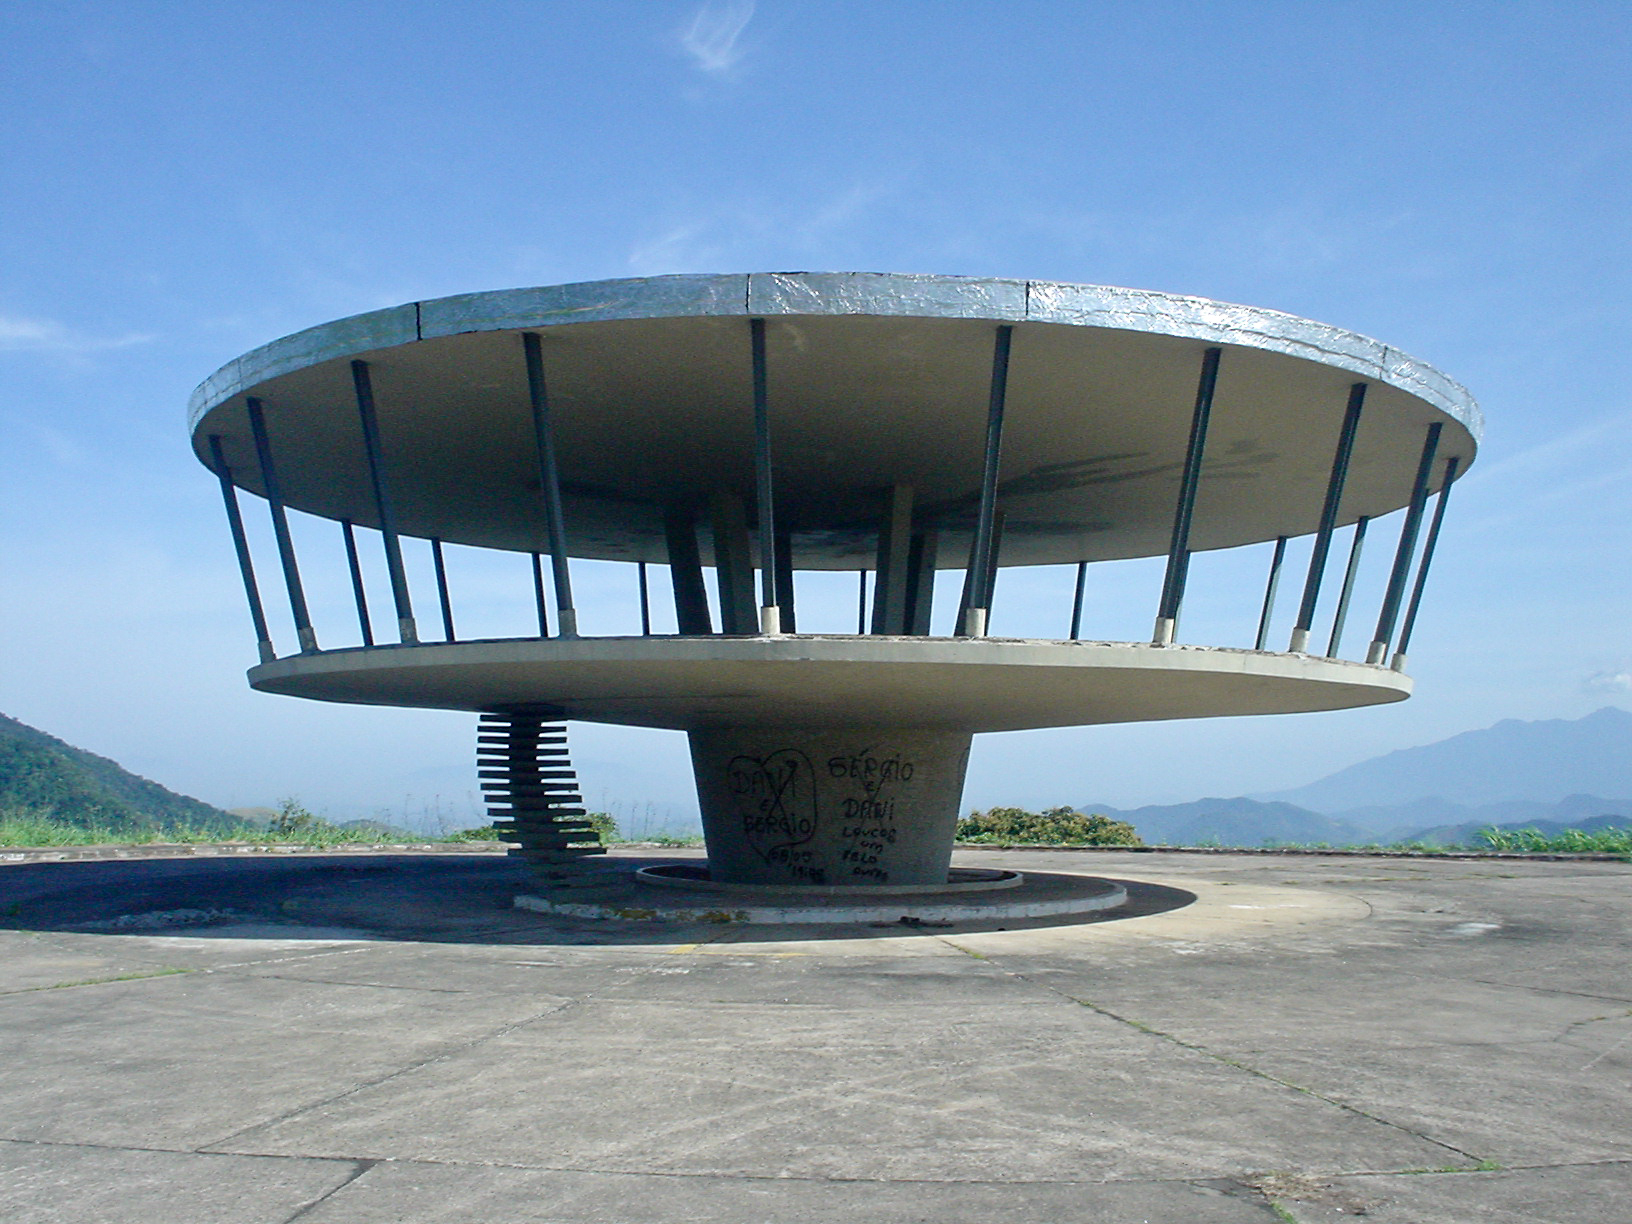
[1476,825,1632,854]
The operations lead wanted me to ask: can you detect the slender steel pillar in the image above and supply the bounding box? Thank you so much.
[856,569,868,635]
[1326,516,1369,658]
[245,397,318,653]
[340,519,374,647]
[207,434,276,664]
[638,561,652,636]
[1154,347,1222,644]
[1255,536,1288,651]
[1069,561,1088,641]
[1368,423,1443,664]
[873,483,915,635]
[350,361,418,645]
[522,333,578,638]
[962,324,1013,637]
[1393,456,1460,670]
[773,525,796,633]
[431,537,456,642]
[1289,384,1366,652]
[531,552,551,637]
[983,510,1006,616]
[664,506,713,635]
[749,318,781,634]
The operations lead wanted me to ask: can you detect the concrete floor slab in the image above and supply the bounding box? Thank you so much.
[3,848,1629,1222]
[0,1140,360,1224]
[1269,1161,1632,1224]
[294,1160,1284,1223]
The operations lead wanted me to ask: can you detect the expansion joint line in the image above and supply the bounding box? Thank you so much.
[198,998,585,1152]
[937,939,1490,1168]
[278,1158,379,1224]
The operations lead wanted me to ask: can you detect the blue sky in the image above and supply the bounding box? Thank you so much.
[2,1,1628,829]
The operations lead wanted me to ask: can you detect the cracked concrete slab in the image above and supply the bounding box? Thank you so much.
[2,847,1628,1222]
[0,1140,361,1224]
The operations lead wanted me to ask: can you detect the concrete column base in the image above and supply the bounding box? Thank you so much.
[689,728,973,887]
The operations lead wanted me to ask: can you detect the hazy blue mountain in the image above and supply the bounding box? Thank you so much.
[1262,707,1632,811]
[0,712,233,830]
[1082,797,1376,847]
[1335,793,1632,842]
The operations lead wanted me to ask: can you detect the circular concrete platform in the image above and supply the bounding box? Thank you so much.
[245,634,1410,728]
[514,870,1127,925]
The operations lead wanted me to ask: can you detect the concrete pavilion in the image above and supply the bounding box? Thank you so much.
[189,272,1479,893]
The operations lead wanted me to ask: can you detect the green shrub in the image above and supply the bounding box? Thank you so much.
[956,806,1142,846]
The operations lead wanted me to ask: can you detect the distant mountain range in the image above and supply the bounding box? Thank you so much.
[1086,708,1632,847]
[1259,706,1632,810]
[0,712,234,830]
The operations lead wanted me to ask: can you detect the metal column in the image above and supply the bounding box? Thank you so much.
[1154,347,1222,644]
[431,537,456,642]
[1368,423,1443,664]
[962,324,1014,637]
[773,525,796,633]
[1290,383,1366,652]
[856,569,868,635]
[1326,517,1369,657]
[1255,536,1288,651]
[245,397,318,653]
[350,360,418,645]
[1069,561,1088,641]
[207,434,276,664]
[531,553,551,637]
[637,561,652,636]
[340,519,374,646]
[522,333,578,638]
[1393,457,1460,670]
[750,318,781,634]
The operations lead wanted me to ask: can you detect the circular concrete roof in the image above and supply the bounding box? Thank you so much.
[246,635,1411,732]
[190,273,1480,569]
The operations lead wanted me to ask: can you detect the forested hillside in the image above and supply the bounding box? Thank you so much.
[0,713,234,830]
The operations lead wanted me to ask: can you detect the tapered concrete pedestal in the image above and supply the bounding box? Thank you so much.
[689,728,973,887]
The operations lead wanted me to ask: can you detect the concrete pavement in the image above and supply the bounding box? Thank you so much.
[1,847,1627,1222]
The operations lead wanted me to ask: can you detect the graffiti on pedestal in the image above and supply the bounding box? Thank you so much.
[729,749,824,882]
[829,748,916,884]
[726,745,922,884]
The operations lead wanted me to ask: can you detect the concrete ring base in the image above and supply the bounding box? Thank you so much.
[632,863,1023,895]
[513,875,1127,925]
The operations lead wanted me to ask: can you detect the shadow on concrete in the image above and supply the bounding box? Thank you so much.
[0,853,1195,945]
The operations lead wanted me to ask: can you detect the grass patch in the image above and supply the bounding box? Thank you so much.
[1476,826,1632,855]
[21,967,192,993]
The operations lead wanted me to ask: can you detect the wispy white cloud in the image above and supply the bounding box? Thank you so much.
[1585,669,1632,695]
[626,178,902,276]
[627,223,724,276]
[0,312,154,353]
[679,0,755,74]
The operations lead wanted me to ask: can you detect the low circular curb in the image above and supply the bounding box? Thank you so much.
[513,875,1127,925]
[631,863,1023,895]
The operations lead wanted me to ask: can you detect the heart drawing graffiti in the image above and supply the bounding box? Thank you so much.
[727,748,820,868]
